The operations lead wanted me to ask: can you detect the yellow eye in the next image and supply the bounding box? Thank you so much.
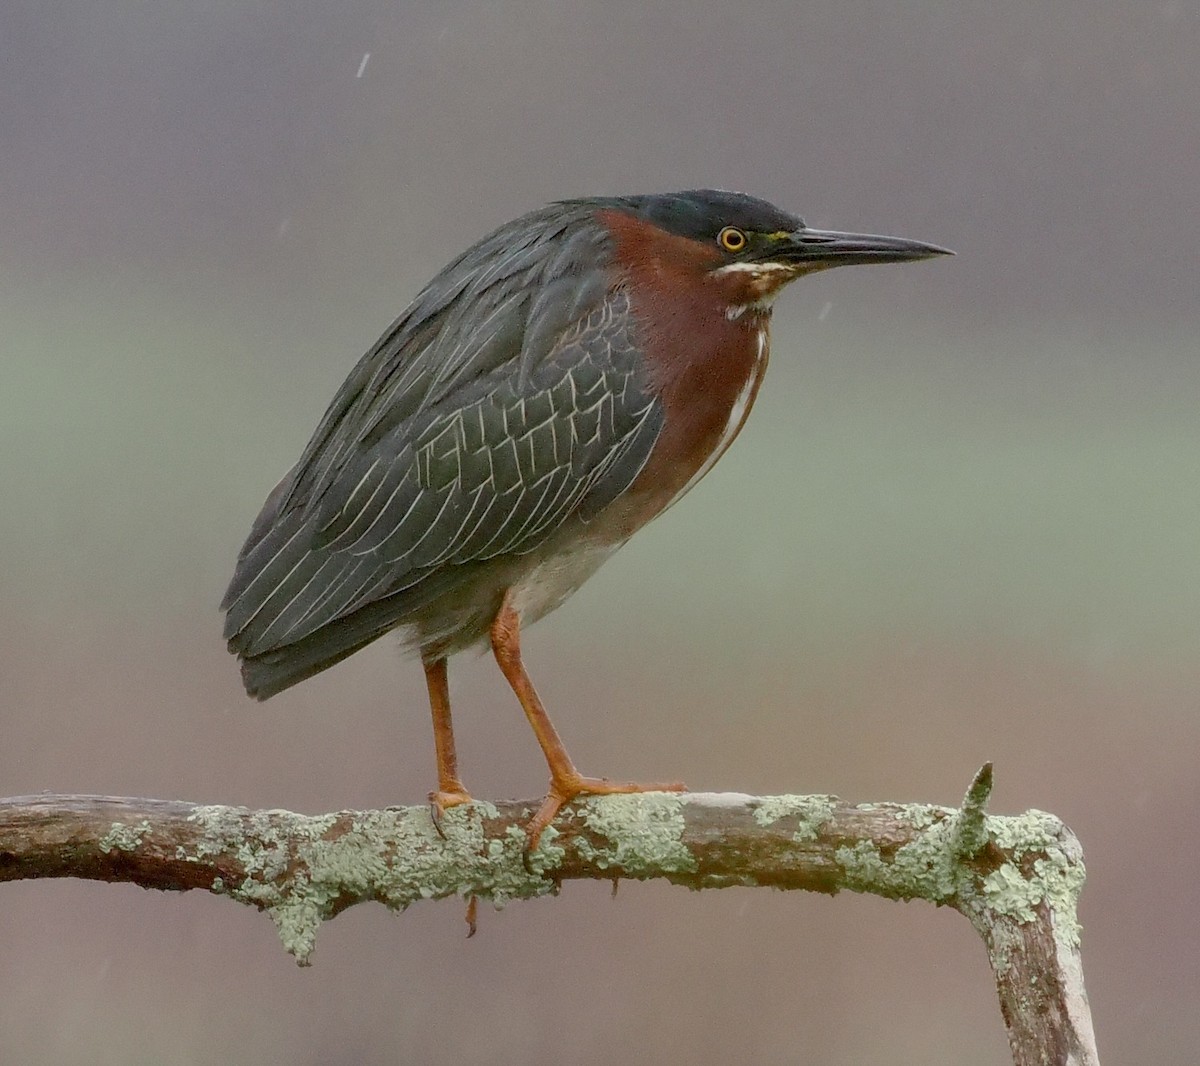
[718,226,747,253]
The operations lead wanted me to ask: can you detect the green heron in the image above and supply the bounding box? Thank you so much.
[223,189,950,844]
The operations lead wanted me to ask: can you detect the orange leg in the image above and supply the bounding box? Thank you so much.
[424,656,473,814]
[490,598,684,849]
[425,658,480,930]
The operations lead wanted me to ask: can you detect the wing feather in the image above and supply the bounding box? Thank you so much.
[224,207,663,690]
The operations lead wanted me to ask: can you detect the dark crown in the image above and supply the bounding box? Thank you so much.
[622,189,803,242]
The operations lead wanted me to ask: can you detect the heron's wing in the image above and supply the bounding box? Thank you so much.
[224,203,606,597]
[268,205,612,525]
[223,286,662,659]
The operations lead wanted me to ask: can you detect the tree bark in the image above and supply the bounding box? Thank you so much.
[0,765,1098,1065]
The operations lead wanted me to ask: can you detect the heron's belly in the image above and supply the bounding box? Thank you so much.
[507,538,621,625]
[401,529,621,658]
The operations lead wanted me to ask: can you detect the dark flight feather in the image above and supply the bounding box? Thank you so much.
[222,202,664,697]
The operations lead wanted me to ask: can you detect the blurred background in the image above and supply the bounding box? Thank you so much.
[3,2,1198,1062]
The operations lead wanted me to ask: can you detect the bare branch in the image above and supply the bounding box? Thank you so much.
[0,771,1098,1065]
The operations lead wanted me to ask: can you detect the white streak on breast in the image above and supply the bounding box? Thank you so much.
[663,326,769,513]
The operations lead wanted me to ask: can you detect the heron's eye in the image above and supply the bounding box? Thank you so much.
[718,227,747,253]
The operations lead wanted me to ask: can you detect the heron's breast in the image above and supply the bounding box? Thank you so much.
[633,316,769,518]
[591,207,773,534]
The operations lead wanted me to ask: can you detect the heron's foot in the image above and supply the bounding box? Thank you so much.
[428,783,475,838]
[525,774,686,852]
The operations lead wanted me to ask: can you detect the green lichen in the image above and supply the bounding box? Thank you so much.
[574,793,696,876]
[835,808,959,902]
[752,794,837,842]
[904,804,943,831]
[988,809,1065,852]
[181,801,563,964]
[169,789,1086,967]
[953,764,994,858]
[98,820,152,853]
[981,861,1043,918]
[972,810,1086,951]
[833,804,1086,949]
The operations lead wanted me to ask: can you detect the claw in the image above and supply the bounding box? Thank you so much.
[428,787,474,839]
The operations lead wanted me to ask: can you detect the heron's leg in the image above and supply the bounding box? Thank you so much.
[490,597,684,849]
[423,655,480,931]
[424,656,473,813]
